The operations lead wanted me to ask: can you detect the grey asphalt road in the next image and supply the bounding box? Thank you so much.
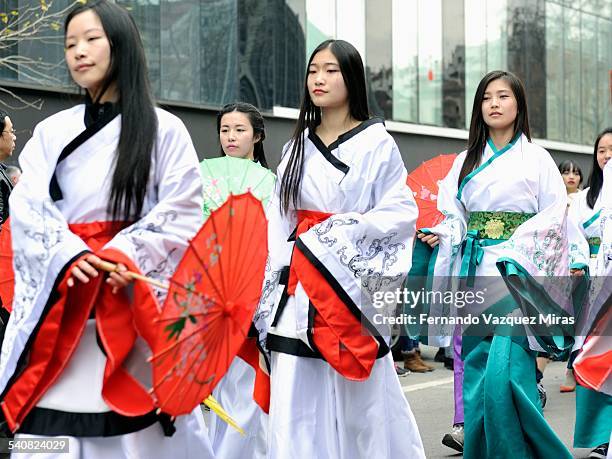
[399,346,593,459]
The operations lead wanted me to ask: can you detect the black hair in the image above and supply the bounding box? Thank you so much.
[217,102,268,169]
[0,109,8,135]
[458,70,531,187]
[558,160,583,188]
[65,0,157,222]
[586,127,612,209]
[280,39,370,213]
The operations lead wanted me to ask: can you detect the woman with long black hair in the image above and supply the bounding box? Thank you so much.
[568,127,612,459]
[0,1,213,457]
[253,39,425,458]
[419,70,582,458]
[205,102,274,459]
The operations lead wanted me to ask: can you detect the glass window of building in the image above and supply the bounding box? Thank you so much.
[1,0,611,147]
[391,0,418,123]
[365,0,392,120]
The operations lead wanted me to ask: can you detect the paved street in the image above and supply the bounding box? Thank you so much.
[204,346,599,458]
[399,346,592,459]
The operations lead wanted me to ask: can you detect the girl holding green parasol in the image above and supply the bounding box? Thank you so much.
[200,103,275,219]
[202,102,274,459]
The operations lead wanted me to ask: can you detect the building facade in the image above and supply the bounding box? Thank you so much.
[1,0,611,170]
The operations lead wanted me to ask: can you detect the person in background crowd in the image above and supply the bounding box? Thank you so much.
[0,109,16,230]
[218,102,269,168]
[554,160,584,393]
[567,127,612,459]
[206,101,273,459]
[559,159,584,205]
[0,109,16,450]
[5,165,21,187]
[398,336,434,373]
[0,109,16,336]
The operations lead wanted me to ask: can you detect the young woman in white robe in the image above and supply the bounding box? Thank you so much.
[568,128,612,458]
[205,102,272,459]
[253,39,425,459]
[0,2,213,457]
[555,158,585,393]
[559,159,584,206]
[419,70,583,459]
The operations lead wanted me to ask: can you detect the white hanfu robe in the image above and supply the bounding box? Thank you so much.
[571,161,612,450]
[0,103,214,458]
[254,118,425,459]
[199,157,272,459]
[568,187,603,352]
[569,187,603,273]
[427,134,587,349]
[208,357,267,459]
[426,134,579,459]
[574,162,612,380]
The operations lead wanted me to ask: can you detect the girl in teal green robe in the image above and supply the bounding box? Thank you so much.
[418,70,587,458]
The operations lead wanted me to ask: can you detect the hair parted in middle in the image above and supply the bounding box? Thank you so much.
[558,159,583,187]
[458,70,531,188]
[217,102,269,169]
[279,39,370,214]
[64,0,157,222]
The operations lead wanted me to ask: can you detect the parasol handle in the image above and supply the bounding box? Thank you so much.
[96,260,170,290]
[204,395,246,436]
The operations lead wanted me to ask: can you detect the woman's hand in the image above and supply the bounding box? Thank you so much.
[66,254,100,287]
[67,254,132,294]
[417,232,439,247]
[91,257,132,294]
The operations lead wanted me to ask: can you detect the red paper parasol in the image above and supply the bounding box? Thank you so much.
[407,154,457,230]
[0,220,14,312]
[151,192,268,416]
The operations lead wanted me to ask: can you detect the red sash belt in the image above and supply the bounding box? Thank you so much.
[237,338,270,414]
[1,221,159,431]
[0,218,14,312]
[289,210,379,380]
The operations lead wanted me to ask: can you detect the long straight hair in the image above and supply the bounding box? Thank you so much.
[458,70,531,187]
[586,127,612,208]
[279,39,370,213]
[65,0,157,222]
[217,102,269,169]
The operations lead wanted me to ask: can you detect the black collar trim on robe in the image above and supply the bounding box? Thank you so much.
[18,406,176,437]
[49,100,120,202]
[307,117,384,174]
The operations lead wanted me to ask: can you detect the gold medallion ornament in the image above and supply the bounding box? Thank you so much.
[483,219,505,239]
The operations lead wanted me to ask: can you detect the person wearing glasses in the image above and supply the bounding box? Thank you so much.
[0,109,16,229]
[0,110,16,444]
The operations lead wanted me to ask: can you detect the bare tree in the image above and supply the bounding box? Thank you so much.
[0,0,83,109]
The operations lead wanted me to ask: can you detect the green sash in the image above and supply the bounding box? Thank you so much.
[460,211,535,286]
[588,236,601,257]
